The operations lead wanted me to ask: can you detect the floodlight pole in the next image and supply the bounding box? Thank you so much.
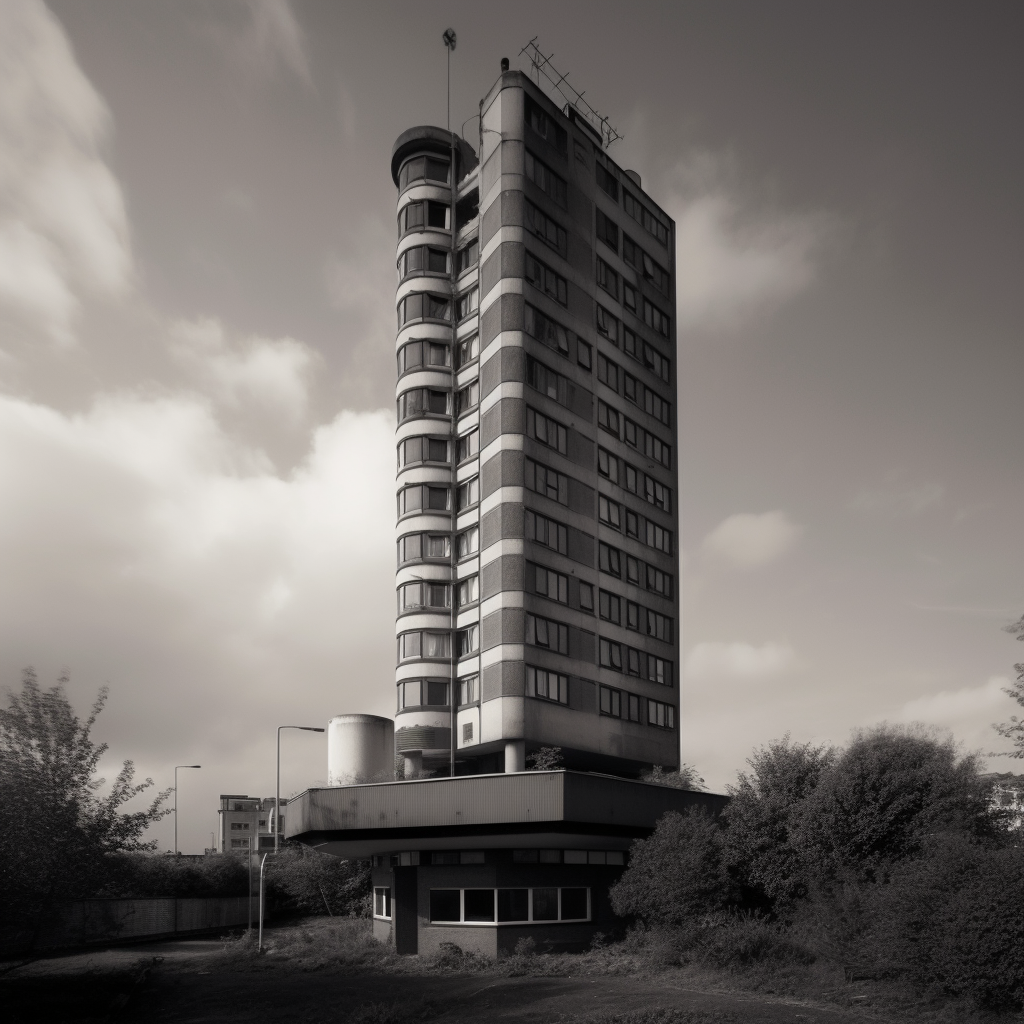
[275,726,325,853]
[173,764,201,855]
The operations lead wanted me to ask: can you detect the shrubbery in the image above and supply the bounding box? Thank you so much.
[612,724,1020,1011]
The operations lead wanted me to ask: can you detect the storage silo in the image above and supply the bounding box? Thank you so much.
[327,714,395,786]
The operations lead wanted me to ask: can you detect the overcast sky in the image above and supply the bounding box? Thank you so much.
[1,0,1021,853]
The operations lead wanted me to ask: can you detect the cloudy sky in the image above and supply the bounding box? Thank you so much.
[1,0,1021,852]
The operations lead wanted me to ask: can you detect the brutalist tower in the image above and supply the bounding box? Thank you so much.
[392,69,679,780]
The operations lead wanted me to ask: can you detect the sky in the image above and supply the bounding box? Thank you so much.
[0,0,1021,853]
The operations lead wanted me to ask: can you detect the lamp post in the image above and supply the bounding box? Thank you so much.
[173,764,201,855]
[276,726,324,853]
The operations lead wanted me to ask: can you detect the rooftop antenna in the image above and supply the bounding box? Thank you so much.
[518,37,623,149]
[443,27,456,133]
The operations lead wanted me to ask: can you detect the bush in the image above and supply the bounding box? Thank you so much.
[266,846,370,917]
[105,851,249,898]
[610,809,736,926]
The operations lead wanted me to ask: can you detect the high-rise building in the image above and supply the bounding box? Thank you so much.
[393,69,679,779]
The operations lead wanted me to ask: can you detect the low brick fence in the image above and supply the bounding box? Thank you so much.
[0,897,252,957]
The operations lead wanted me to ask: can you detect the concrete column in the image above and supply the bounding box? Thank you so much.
[403,752,422,779]
[504,739,525,773]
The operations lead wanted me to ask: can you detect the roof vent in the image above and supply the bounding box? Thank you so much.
[624,169,642,188]
[501,57,509,72]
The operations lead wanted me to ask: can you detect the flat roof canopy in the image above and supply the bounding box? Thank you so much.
[286,770,727,859]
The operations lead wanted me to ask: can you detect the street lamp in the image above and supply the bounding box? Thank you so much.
[276,726,324,853]
[173,765,201,855]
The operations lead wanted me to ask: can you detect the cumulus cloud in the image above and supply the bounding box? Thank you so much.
[662,152,832,330]
[685,641,799,681]
[169,318,317,421]
[702,510,802,568]
[0,0,132,344]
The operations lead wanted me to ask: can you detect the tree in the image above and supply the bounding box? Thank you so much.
[526,746,563,770]
[609,808,736,926]
[722,736,837,910]
[0,669,169,919]
[992,613,1024,757]
[641,764,706,791]
[792,724,994,883]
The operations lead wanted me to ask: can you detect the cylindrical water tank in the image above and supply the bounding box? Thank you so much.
[327,714,395,786]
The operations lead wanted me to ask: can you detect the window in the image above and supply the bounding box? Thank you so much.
[457,525,480,559]
[599,685,622,717]
[399,155,449,190]
[596,305,619,343]
[457,287,479,320]
[525,458,569,505]
[456,239,479,275]
[524,304,573,359]
[622,282,638,316]
[525,252,567,305]
[429,887,589,924]
[596,209,619,253]
[462,722,474,743]
[623,328,671,383]
[526,407,567,455]
[598,494,621,530]
[577,340,592,371]
[648,699,676,729]
[597,353,619,392]
[230,838,250,848]
[598,401,620,438]
[646,564,673,599]
[527,666,569,704]
[599,589,621,624]
[623,235,671,296]
[525,613,569,655]
[647,610,674,644]
[457,429,479,463]
[524,150,567,208]
[622,415,672,468]
[643,298,671,338]
[398,484,450,516]
[457,476,479,510]
[398,436,449,468]
[626,600,640,632]
[623,190,670,248]
[456,576,479,609]
[596,258,619,301]
[456,333,480,367]
[397,532,450,564]
[399,200,449,234]
[626,555,642,587]
[373,887,392,920]
[599,542,621,578]
[525,199,567,257]
[458,673,478,704]
[623,372,672,427]
[456,379,479,414]
[397,631,451,661]
[398,292,451,326]
[399,245,449,279]
[398,339,450,376]
[531,562,569,604]
[398,581,450,612]
[457,624,479,657]
[648,656,673,686]
[397,679,450,709]
[525,96,568,153]
[597,447,619,484]
[525,509,567,555]
[596,162,619,201]
[579,582,594,612]
[230,822,250,831]
[645,520,673,555]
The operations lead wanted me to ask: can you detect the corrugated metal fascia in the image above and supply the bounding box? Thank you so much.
[562,772,726,829]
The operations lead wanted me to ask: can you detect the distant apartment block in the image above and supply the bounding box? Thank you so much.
[217,794,287,852]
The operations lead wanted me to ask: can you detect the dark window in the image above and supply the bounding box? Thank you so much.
[533,887,558,921]
[648,699,676,729]
[457,380,479,413]
[525,252,568,305]
[426,680,450,705]
[531,562,569,604]
[397,387,449,422]
[456,333,480,367]
[457,239,479,275]
[399,155,450,190]
[497,888,530,922]
[397,339,450,375]
[525,613,569,655]
[525,458,568,505]
[643,297,671,338]
[525,150,567,208]
[397,532,449,565]
[526,407,567,455]
[596,305,619,343]
[525,96,568,153]
[623,190,670,248]
[579,582,594,612]
[599,542,622,578]
[577,340,592,371]
[600,684,622,716]
[598,353,619,392]
[398,292,451,326]
[596,210,619,252]
[596,258,619,300]
[399,245,449,278]
[429,889,461,923]
[399,200,449,234]
[457,287,479,320]
[463,889,495,922]
[525,200,567,258]
[456,429,479,462]
[398,436,448,468]
[525,509,568,555]
[528,666,569,704]
[525,303,573,358]
[596,163,619,201]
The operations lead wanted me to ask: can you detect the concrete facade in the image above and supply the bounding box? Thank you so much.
[393,71,680,779]
[217,794,287,853]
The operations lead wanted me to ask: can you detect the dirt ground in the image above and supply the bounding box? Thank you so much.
[0,932,886,1024]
